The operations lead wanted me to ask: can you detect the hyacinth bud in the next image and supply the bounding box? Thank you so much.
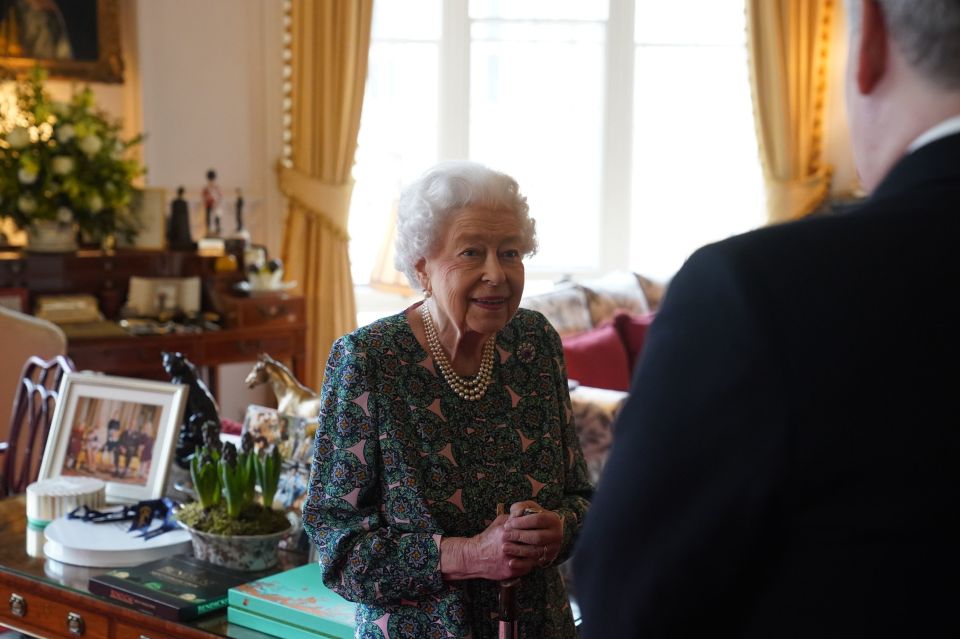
[221,441,238,467]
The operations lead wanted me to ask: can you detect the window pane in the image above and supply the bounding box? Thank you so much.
[635,0,746,45]
[470,0,607,21]
[350,41,440,284]
[372,0,441,41]
[470,22,604,271]
[630,44,765,280]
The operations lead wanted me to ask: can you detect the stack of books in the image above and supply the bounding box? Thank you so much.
[228,563,355,638]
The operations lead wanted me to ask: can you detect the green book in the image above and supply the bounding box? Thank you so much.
[227,563,355,639]
[89,554,254,621]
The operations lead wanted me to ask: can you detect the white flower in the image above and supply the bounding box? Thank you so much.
[51,155,74,175]
[56,124,75,144]
[6,126,30,149]
[88,193,104,213]
[56,207,73,223]
[17,168,38,184]
[78,135,102,157]
[17,195,37,214]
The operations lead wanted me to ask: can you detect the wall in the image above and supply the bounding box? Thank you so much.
[25,0,288,421]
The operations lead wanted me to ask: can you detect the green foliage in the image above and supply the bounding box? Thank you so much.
[0,66,145,242]
[190,448,221,509]
[218,443,251,519]
[178,436,288,535]
[255,446,283,509]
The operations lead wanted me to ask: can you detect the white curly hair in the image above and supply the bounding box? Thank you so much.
[394,160,538,291]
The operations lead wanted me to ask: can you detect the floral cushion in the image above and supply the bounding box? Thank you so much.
[578,271,651,326]
[519,284,593,337]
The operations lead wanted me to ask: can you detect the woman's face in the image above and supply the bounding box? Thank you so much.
[417,206,526,341]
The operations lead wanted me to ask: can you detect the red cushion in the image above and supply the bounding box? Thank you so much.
[561,322,631,391]
[613,310,655,372]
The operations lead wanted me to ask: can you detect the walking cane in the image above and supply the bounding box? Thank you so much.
[497,504,519,639]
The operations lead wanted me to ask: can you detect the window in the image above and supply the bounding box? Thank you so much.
[349,0,764,288]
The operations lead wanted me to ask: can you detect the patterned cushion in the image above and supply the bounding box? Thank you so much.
[519,284,593,337]
[636,273,667,311]
[578,271,650,326]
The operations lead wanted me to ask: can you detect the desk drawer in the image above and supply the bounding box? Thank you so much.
[116,621,178,639]
[204,332,298,363]
[69,339,200,377]
[221,295,305,328]
[0,585,109,639]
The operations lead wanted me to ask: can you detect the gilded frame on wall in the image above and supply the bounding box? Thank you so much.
[0,0,123,83]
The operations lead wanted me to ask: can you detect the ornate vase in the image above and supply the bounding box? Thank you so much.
[25,220,77,253]
[179,522,292,571]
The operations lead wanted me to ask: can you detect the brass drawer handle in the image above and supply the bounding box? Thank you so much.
[9,593,25,617]
[67,611,85,635]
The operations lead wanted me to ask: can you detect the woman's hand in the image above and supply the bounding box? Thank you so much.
[502,501,564,567]
[440,515,538,581]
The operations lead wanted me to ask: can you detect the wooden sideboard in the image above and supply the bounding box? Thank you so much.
[0,249,307,388]
[0,495,303,639]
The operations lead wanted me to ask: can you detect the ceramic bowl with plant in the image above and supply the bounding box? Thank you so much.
[176,429,290,571]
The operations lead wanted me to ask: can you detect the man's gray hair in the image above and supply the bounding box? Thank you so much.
[847,0,960,90]
[394,161,537,290]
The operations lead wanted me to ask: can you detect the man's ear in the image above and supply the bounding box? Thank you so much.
[856,0,889,94]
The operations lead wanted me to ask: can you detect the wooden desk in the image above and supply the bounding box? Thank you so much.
[0,249,307,391]
[67,322,307,391]
[0,495,304,639]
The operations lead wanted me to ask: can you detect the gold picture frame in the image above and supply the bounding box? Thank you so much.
[0,0,123,84]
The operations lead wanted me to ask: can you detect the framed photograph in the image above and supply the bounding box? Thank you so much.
[241,405,317,512]
[0,287,28,313]
[0,0,124,83]
[120,187,167,250]
[125,276,201,317]
[39,372,188,503]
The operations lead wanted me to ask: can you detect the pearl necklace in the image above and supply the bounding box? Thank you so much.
[419,304,496,401]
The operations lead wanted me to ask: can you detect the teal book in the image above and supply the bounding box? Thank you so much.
[227,563,355,639]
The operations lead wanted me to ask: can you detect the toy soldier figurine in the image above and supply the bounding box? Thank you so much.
[167,186,195,250]
[235,188,245,233]
[201,169,223,237]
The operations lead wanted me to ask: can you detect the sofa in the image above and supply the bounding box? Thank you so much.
[518,270,665,484]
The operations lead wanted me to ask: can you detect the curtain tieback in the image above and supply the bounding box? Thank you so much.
[278,165,354,237]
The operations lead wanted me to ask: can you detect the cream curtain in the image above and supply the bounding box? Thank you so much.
[747,0,836,223]
[279,0,373,389]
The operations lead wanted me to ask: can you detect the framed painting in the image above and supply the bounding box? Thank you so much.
[38,372,187,503]
[0,0,123,83]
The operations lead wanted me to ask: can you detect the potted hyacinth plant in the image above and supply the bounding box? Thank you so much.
[0,67,144,251]
[175,427,290,571]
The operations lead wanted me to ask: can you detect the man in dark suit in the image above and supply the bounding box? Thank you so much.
[573,1,960,636]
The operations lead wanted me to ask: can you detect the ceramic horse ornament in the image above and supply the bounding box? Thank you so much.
[244,353,321,420]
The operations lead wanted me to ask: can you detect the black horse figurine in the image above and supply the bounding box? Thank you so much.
[162,351,220,468]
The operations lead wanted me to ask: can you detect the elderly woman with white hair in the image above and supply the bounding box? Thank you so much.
[302,161,591,638]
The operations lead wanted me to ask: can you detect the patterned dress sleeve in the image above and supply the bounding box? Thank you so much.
[543,320,593,564]
[301,333,446,604]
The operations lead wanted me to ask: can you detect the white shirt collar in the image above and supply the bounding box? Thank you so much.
[906,114,960,153]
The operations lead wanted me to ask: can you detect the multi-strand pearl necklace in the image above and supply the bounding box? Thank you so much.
[419,304,495,401]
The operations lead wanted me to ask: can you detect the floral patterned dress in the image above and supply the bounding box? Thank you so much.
[302,307,592,638]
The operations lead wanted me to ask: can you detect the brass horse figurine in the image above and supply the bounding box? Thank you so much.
[244,353,321,420]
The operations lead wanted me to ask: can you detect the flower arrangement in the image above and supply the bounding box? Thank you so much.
[176,426,289,537]
[0,67,145,243]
